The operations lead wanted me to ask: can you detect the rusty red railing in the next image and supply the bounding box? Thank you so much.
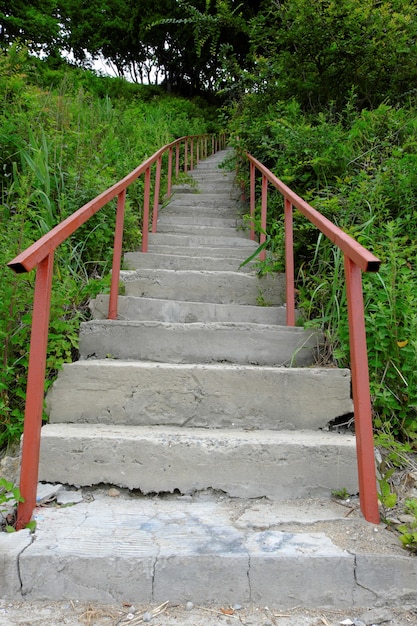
[7,133,227,529]
[245,152,381,524]
[7,135,380,528]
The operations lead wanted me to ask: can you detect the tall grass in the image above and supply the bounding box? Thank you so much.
[0,46,216,448]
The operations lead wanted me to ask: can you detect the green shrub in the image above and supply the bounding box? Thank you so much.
[231,98,417,441]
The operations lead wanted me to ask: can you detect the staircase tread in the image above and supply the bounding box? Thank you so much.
[54,359,348,372]
[81,319,311,331]
[93,294,287,309]
[120,268,263,276]
[41,422,355,443]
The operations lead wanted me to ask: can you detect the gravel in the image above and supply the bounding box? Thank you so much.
[0,600,416,626]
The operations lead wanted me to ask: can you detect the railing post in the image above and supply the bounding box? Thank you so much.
[184,139,188,173]
[175,143,180,178]
[260,174,268,261]
[190,138,194,171]
[284,198,296,326]
[167,147,173,198]
[108,190,126,320]
[250,162,256,241]
[152,155,162,233]
[142,166,151,253]
[344,256,380,524]
[17,252,54,530]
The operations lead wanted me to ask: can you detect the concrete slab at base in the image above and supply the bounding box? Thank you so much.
[46,360,353,430]
[14,494,416,607]
[0,530,32,598]
[353,554,417,606]
[39,424,358,498]
[19,497,353,605]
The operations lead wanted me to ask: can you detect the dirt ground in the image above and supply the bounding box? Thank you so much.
[0,600,416,626]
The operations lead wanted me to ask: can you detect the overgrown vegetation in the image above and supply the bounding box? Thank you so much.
[2,1,417,543]
[229,96,417,444]
[0,44,215,448]
[227,0,417,445]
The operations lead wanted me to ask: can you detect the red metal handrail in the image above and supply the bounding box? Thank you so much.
[245,152,381,524]
[7,132,227,529]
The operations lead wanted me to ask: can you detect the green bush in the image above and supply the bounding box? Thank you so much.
[230,98,417,441]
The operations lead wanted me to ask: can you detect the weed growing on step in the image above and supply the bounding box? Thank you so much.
[375,432,417,552]
[331,487,350,501]
[398,499,417,553]
[0,477,35,533]
[255,290,273,307]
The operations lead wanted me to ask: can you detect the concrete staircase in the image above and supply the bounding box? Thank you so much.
[40,149,357,499]
[29,148,378,606]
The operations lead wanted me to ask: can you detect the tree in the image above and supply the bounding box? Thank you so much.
[247,0,417,110]
[0,0,61,53]
[1,0,261,94]
[147,0,261,94]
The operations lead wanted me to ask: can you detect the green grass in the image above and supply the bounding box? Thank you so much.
[0,45,219,448]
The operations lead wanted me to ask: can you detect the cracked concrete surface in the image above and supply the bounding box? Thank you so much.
[46,361,353,431]
[3,489,416,608]
[0,530,32,597]
[38,424,359,499]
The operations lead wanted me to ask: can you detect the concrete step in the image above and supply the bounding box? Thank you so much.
[124,251,255,272]
[119,269,285,305]
[90,295,288,324]
[190,174,235,183]
[79,320,320,366]
[38,424,358,498]
[146,244,259,259]
[188,174,235,183]
[168,193,240,208]
[157,214,242,227]
[11,491,413,607]
[147,232,256,248]
[160,205,241,219]
[190,167,234,175]
[191,159,229,167]
[188,185,238,196]
[46,360,353,430]
[191,160,230,170]
[156,223,248,238]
